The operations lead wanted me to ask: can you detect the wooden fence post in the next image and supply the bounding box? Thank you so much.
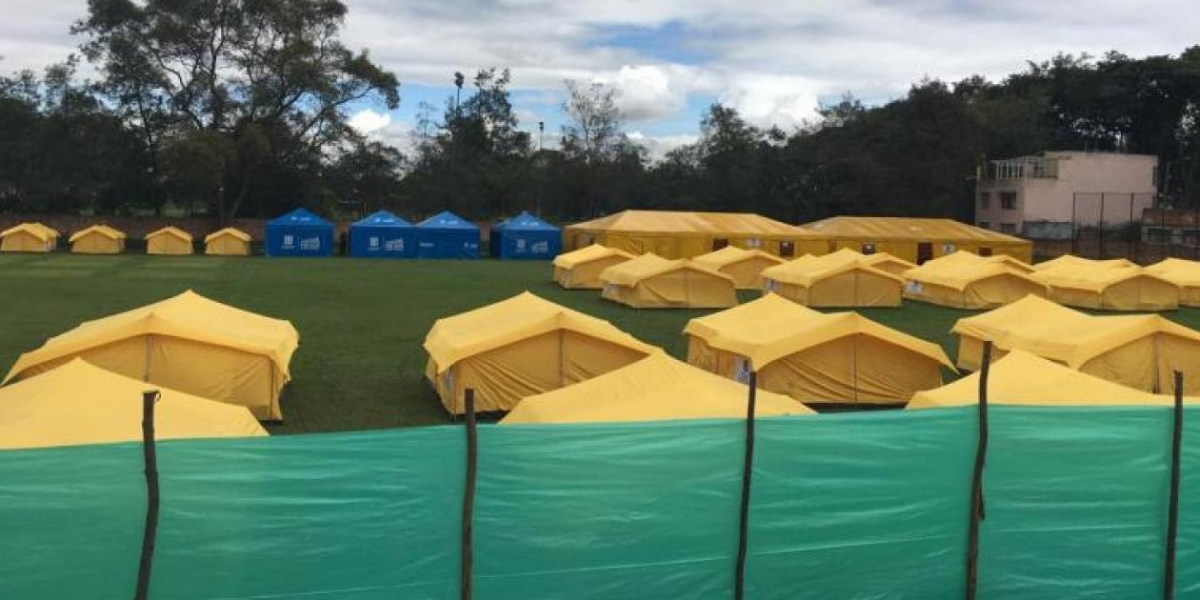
[1164,371,1184,600]
[134,390,161,600]
[461,388,478,600]
[734,371,758,600]
[965,342,992,600]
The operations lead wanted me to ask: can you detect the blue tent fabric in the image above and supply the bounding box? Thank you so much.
[265,208,334,257]
[492,211,561,260]
[349,211,416,258]
[417,211,480,259]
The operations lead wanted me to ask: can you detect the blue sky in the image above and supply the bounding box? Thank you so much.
[3,0,1199,157]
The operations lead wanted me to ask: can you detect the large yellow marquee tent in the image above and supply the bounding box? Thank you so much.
[1030,262,1179,311]
[802,216,1033,263]
[1032,254,1136,271]
[599,253,738,309]
[759,248,904,307]
[908,350,1181,409]
[204,227,253,256]
[685,294,953,404]
[564,210,826,259]
[0,223,55,253]
[1146,258,1200,307]
[691,245,786,289]
[0,358,266,450]
[903,251,1046,309]
[423,292,656,414]
[856,252,916,277]
[552,244,634,289]
[952,294,1200,395]
[145,226,194,255]
[69,224,126,254]
[4,290,300,420]
[500,351,811,424]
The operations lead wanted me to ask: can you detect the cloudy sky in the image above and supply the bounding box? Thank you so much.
[2,0,1199,156]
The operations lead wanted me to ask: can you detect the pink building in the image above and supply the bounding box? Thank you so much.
[975,151,1157,239]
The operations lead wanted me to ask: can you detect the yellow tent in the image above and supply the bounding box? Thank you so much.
[903,252,1046,309]
[1032,254,1136,271]
[423,292,657,414]
[552,244,634,289]
[4,290,299,420]
[31,222,60,241]
[0,223,55,253]
[802,216,1033,263]
[952,294,1200,395]
[0,358,266,450]
[685,294,953,404]
[564,210,826,259]
[204,227,253,256]
[599,253,739,309]
[500,351,812,424]
[1030,263,1179,311]
[1146,258,1200,307]
[857,252,916,277]
[69,224,126,254]
[691,246,786,289]
[759,249,904,307]
[908,350,1181,409]
[145,226,195,255]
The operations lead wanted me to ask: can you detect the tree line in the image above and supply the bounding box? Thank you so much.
[1,0,1199,225]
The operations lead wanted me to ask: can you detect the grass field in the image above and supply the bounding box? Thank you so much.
[5,252,1200,434]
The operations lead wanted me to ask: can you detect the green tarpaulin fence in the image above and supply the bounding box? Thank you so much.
[0,405,1194,599]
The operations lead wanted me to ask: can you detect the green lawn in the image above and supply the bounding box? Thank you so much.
[4,253,1200,434]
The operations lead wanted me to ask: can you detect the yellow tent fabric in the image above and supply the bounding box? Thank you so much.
[500,351,812,424]
[0,358,266,450]
[564,210,826,259]
[0,223,55,253]
[802,216,1033,263]
[685,294,953,404]
[1146,258,1200,307]
[4,290,299,420]
[204,227,253,256]
[1030,262,1179,311]
[423,292,657,414]
[600,253,739,308]
[1032,254,1136,271]
[691,246,786,289]
[69,225,126,254]
[552,244,634,289]
[952,294,1200,395]
[903,252,1046,309]
[759,248,904,307]
[145,226,195,255]
[908,350,1181,409]
[857,252,916,277]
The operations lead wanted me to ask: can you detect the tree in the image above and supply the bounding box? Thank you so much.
[74,0,400,220]
[559,80,647,217]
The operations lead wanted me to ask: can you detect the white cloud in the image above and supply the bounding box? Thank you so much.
[348,109,392,135]
[627,131,699,160]
[718,74,823,131]
[595,65,696,122]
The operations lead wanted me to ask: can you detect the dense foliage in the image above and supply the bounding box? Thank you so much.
[0,2,1198,224]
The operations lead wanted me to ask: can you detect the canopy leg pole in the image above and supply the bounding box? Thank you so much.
[1164,371,1184,600]
[135,390,161,600]
[965,342,992,600]
[461,388,478,600]
[734,371,758,600]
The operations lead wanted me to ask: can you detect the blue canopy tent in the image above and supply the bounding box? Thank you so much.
[265,208,334,257]
[492,211,561,260]
[349,211,416,258]
[416,211,480,259]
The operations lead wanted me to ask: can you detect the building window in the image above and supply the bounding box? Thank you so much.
[861,243,877,255]
[1000,192,1017,210]
[977,221,990,230]
[979,192,990,210]
[1145,228,1171,244]
[999,223,1017,234]
[979,247,993,256]
[779,241,795,257]
[712,238,729,251]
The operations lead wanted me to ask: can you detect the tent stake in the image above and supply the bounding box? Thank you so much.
[135,390,161,600]
[461,388,478,600]
[1164,371,1184,600]
[965,342,992,600]
[734,371,758,600]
